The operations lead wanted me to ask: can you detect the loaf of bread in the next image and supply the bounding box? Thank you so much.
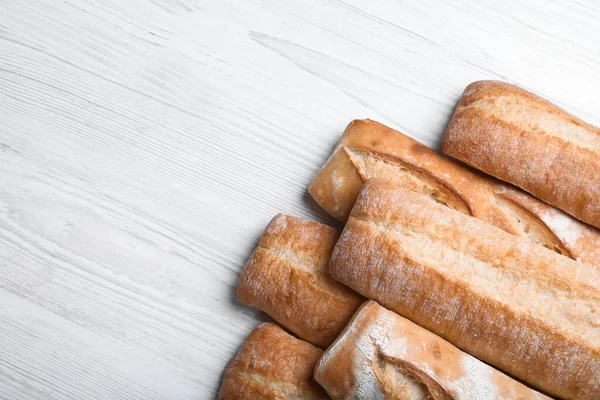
[329,179,600,399]
[315,300,551,400]
[309,119,600,264]
[443,80,600,229]
[237,214,364,348]
[218,322,329,399]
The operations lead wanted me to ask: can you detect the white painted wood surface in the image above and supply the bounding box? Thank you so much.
[0,0,598,398]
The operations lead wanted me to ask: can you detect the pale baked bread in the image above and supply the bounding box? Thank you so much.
[315,300,551,400]
[218,322,329,399]
[443,80,600,229]
[309,119,600,264]
[237,214,364,348]
[329,179,600,399]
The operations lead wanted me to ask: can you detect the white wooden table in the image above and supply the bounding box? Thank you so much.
[1,1,598,398]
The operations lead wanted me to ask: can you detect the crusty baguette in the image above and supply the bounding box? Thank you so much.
[237,214,364,348]
[443,80,600,229]
[218,322,329,399]
[329,179,600,399]
[309,119,600,264]
[315,300,551,400]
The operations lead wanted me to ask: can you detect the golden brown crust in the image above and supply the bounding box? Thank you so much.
[329,179,600,399]
[309,118,600,265]
[314,301,550,400]
[218,323,329,400]
[237,214,364,348]
[443,80,600,229]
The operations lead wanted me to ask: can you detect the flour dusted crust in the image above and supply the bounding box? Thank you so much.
[309,118,600,265]
[329,179,600,399]
[237,214,364,348]
[315,301,550,400]
[443,80,600,230]
[218,323,329,399]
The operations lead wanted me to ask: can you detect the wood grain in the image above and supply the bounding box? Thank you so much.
[0,0,598,398]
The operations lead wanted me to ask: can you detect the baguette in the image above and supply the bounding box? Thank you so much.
[315,300,551,400]
[237,214,364,348]
[217,322,329,399]
[443,80,600,229]
[329,179,600,399]
[309,119,600,264]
